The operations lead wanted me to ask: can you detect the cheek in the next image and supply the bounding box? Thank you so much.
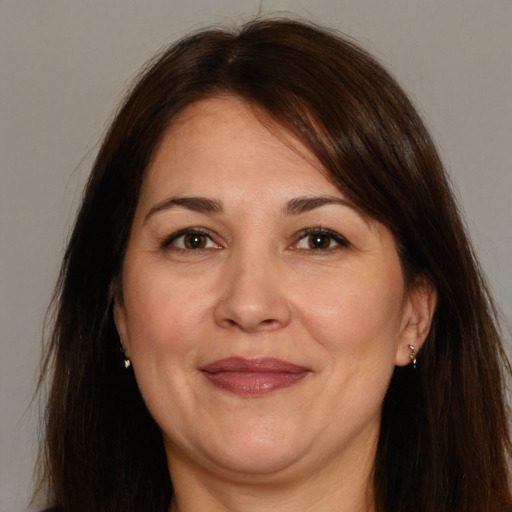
[301,268,404,424]
[297,266,405,362]
[120,265,210,425]
[122,263,213,355]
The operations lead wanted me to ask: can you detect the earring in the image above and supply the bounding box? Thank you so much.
[120,339,131,368]
[408,345,417,369]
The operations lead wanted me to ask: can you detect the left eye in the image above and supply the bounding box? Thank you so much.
[164,229,220,250]
[295,229,349,250]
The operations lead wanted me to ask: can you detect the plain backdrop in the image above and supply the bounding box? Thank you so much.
[1,1,511,510]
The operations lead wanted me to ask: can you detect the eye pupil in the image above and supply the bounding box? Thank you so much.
[184,233,207,249]
[309,234,330,249]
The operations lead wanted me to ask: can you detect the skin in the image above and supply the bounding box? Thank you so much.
[114,96,436,512]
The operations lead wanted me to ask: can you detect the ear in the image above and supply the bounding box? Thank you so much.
[395,276,437,366]
[112,287,130,357]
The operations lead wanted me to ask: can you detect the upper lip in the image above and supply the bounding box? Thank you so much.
[200,357,310,374]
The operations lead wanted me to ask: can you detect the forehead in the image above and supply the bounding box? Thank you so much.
[140,96,340,203]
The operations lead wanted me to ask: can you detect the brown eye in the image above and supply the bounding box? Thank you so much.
[295,228,350,251]
[184,233,207,249]
[308,234,332,249]
[164,229,220,251]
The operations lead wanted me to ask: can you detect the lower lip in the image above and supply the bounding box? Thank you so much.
[201,371,308,396]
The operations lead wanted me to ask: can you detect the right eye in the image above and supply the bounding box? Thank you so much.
[163,229,220,251]
[293,227,350,252]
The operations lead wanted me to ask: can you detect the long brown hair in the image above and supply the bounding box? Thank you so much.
[36,19,512,511]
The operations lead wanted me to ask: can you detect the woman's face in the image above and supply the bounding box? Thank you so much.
[115,96,429,485]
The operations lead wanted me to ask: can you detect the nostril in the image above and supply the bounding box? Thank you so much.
[247,318,283,332]
[213,280,292,332]
[219,316,283,332]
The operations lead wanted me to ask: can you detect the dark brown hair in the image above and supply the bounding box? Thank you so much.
[37,18,512,512]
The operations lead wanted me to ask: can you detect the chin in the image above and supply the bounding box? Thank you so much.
[200,426,311,477]
[213,449,304,478]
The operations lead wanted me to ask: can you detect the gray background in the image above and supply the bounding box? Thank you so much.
[1,1,510,510]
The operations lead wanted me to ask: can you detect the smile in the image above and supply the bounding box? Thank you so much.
[200,357,311,396]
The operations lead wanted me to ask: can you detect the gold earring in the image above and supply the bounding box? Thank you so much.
[408,345,417,369]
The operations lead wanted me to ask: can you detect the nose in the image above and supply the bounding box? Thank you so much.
[213,250,292,333]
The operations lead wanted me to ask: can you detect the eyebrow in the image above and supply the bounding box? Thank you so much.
[143,194,360,223]
[144,196,223,223]
[284,195,357,215]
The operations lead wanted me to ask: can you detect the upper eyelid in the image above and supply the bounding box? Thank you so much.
[162,227,220,247]
[294,227,350,245]
[160,226,349,249]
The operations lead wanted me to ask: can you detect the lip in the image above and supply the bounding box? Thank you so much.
[200,357,311,396]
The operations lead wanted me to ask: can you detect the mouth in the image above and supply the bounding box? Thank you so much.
[199,357,311,396]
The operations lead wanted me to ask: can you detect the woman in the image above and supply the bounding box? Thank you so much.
[36,19,512,512]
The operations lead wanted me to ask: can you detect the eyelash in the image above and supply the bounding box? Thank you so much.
[162,228,220,251]
[161,227,350,253]
[293,228,350,252]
